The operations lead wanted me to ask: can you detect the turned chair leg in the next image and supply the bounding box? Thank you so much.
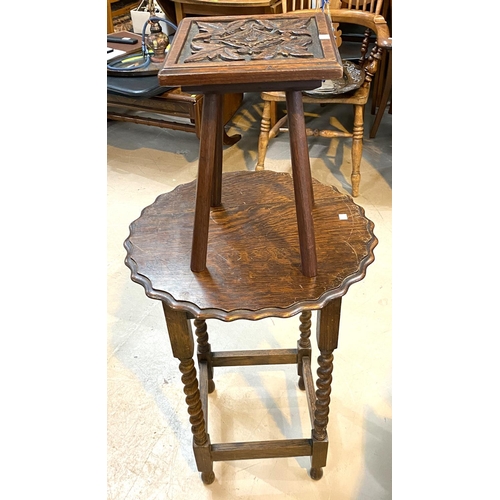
[351,104,365,198]
[256,100,272,171]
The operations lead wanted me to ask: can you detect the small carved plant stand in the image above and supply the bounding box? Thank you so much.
[124,170,377,483]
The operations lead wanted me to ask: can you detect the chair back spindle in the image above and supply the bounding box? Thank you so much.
[340,0,382,14]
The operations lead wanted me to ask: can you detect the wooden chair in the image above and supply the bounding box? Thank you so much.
[369,0,392,138]
[256,0,391,197]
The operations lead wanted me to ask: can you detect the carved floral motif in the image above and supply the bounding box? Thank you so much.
[184,18,315,63]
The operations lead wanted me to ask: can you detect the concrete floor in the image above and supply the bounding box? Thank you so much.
[107,92,392,499]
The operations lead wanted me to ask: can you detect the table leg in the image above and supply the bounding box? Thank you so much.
[297,310,312,390]
[194,319,215,393]
[285,90,317,277]
[310,297,341,480]
[161,303,215,484]
[211,95,224,207]
[191,93,223,273]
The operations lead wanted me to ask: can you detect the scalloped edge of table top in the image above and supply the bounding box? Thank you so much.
[123,171,378,321]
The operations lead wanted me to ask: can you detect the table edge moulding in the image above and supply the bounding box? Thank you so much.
[124,171,378,321]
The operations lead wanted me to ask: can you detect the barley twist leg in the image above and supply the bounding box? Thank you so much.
[194,318,215,393]
[310,298,341,480]
[162,304,214,484]
[297,310,312,390]
[179,358,208,446]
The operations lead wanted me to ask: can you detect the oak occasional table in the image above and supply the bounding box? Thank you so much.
[124,170,377,484]
[158,11,343,277]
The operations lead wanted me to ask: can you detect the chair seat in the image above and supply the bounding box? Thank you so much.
[261,84,370,105]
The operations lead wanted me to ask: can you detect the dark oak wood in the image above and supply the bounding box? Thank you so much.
[198,361,210,425]
[125,170,377,320]
[124,170,377,483]
[302,356,316,422]
[297,311,312,390]
[194,319,215,393]
[159,12,342,91]
[310,436,328,479]
[211,439,313,461]
[190,93,220,272]
[211,349,298,366]
[156,11,343,277]
[286,89,317,277]
[313,298,341,442]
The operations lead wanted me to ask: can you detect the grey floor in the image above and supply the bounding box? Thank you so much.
[107,91,392,499]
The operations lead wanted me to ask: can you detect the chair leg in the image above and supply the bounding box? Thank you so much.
[269,101,278,129]
[351,104,365,198]
[256,100,272,171]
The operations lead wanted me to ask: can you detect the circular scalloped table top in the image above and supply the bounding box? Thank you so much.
[124,170,377,321]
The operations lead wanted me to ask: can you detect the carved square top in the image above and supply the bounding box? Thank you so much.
[158,11,343,92]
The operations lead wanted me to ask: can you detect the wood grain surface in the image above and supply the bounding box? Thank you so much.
[124,170,377,320]
[158,11,342,91]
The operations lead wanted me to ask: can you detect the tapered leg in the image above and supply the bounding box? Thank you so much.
[191,93,222,273]
[161,304,214,484]
[310,298,341,480]
[211,96,223,207]
[351,104,364,198]
[297,311,312,390]
[285,89,317,277]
